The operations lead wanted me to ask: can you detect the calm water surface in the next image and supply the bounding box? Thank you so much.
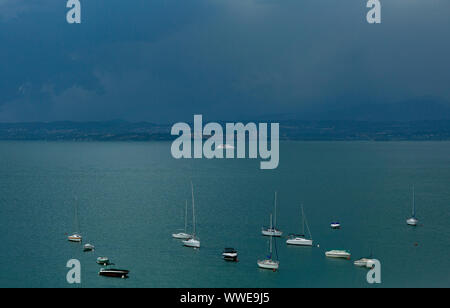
[0,141,449,287]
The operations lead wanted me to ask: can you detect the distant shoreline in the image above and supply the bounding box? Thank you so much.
[1,120,450,141]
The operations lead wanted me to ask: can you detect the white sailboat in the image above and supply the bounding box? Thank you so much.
[258,214,279,271]
[261,192,283,237]
[406,186,419,226]
[286,204,313,246]
[183,182,200,248]
[68,198,82,242]
[172,200,192,239]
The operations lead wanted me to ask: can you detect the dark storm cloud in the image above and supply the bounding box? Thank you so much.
[0,0,449,122]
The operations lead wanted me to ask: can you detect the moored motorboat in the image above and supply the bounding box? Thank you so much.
[222,248,238,261]
[68,233,82,242]
[83,243,95,251]
[96,257,111,265]
[99,268,129,279]
[354,258,371,267]
[325,250,351,259]
[330,222,341,229]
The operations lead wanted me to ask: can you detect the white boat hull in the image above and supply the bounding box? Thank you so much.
[96,257,110,265]
[172,232,192,239]
[286,237,313,246]
[68,234,82,242]
[223,252,238,258]
[365,259,378,268]
[261,229,283,237]
[257,259,279,270]
[183,238,200,248]
[406,217,418,226]
[325,250,351,259]
[83,244,95,251]
[354,258,370,267]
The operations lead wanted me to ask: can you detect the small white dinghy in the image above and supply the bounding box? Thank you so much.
[258,214,279,271]
[325,250,351,259]
[83,243,95,251]
[183,182,200,249]
[172,200,193,239]
[286,205,313,246]
[261,192,283,237]
[96,257,110,266]
[330,222,341,229]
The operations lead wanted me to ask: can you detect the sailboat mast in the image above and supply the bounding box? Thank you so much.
[269,214,273,255]
[304,206,312,240]
[74,197,79,233]
[274,192,277,228]
[301,204,305,235]
[412,186,416,217]
[184,200,188,233]
[191,182,196,237]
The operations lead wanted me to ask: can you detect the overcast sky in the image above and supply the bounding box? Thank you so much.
[0,0,449,123]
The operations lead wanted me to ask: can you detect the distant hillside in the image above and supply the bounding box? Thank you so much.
[1,120,450,141]
[0,120,170,141]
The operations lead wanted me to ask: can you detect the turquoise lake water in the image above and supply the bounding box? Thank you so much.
[0,141,449,288]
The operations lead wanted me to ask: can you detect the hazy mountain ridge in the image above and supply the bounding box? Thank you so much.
[1,120,450,141]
